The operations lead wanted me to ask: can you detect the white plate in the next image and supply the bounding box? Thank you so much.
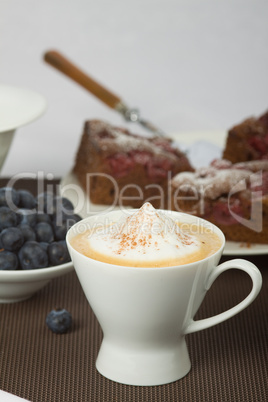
[0,84,47,132]
[61,131,268,257]
[171,130,225,168]
[223,241,268,255]
[171,130,226,147]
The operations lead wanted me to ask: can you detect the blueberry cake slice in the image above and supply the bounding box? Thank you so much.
[171,159,268,244]
[73,120,194,208]
[223,110,268,163]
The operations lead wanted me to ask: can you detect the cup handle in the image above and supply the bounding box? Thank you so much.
[183,259,262,335]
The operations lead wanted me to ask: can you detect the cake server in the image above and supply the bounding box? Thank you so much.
[43,50,165,137]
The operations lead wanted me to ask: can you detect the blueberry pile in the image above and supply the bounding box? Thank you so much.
[0,187,81,270]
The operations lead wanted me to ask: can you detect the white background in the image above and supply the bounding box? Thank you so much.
[1,0,268,177]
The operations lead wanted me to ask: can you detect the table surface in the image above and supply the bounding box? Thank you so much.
[0,178,267,402]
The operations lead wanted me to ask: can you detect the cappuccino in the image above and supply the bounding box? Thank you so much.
[70,203,222,267]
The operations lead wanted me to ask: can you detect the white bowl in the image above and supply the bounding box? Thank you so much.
[0,84,47,173]
[0,262,73,303]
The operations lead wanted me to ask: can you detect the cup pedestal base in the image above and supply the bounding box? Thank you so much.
[96,338,191,386]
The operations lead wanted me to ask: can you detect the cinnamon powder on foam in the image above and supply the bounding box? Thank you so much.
[113,206,195,256]
[70,203,223,267]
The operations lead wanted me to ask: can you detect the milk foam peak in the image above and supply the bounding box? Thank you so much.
[87,203,201,265]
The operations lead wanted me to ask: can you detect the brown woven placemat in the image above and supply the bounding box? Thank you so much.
[0,178,267,401]
[0,256,267,402]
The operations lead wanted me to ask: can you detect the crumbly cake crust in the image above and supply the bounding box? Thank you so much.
[171,168,251,200]
[73,120,194,208]
[83,120,182,161]
[171,159,268,244]
[223,110,268,163]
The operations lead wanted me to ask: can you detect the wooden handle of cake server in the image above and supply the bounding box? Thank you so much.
[43,50,122,109]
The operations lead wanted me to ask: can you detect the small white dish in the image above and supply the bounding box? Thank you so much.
[0,84,47,132]
[0,84,47,173]
[0,262,73,303]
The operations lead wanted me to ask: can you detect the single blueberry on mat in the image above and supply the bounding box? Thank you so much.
[46,308,72,334]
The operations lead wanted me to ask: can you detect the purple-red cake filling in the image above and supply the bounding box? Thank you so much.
[211,198,244,226]
[107,151,174,180]
[248,134,268,159]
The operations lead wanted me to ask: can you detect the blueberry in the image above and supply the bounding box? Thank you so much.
[18,241,48,270]
[60,197,74,211]
[35,222,54,243]
[0,187,20,208]
[48,241,70,265]
[58,240,71,262]
[36,192,55,215]
[39,242,49,252]
[53,214,81,240]
[53,222,68,241]
[18,223,36,242]
[36,213,51,224]
[69,213,81,224]
[0,227,24,252]
[0,206,18,231]
[53,212,80,227]
[0,251,19,270]
[18,189,36,209]
[46,308,72,334]
[53,196,74,216]
[17,209,37,227]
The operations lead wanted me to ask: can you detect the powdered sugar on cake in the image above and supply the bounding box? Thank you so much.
[171,168,251,199]
[88,120,181,161]
[171,159,268,200]
[87,202,201,264]
[234,160,268,172]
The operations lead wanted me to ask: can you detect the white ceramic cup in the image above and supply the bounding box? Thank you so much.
[66,210,262,386]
